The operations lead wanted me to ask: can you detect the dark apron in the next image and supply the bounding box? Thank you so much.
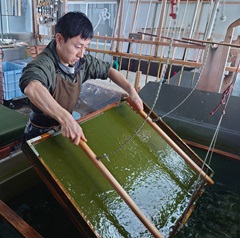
[23,71,81,142]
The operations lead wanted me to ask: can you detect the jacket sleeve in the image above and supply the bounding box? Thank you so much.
[81,54,111,83]
[19,55,55,94]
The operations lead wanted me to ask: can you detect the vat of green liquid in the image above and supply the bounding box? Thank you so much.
[27,102,210,237]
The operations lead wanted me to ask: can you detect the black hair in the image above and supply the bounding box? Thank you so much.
[55,12,93,41]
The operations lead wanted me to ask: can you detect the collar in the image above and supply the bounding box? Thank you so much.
[46,40,85,74]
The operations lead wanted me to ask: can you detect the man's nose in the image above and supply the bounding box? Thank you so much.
[77,48,85,58]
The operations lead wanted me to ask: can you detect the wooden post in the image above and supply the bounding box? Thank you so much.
[155,0,167,57]
[116,0,124,52]
[197,18,240,92]
[134,71,141,91]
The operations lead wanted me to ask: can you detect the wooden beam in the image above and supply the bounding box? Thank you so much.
[93,35,205,49]
[87,47,203,67]
[0,200,43,238]
[184,139,240,161]
[182,37,240,49]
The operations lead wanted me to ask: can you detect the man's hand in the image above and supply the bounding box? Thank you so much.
[128,91,144,112]
[61,115,87,145]
[108,68,143,112]
[24,81,87,146]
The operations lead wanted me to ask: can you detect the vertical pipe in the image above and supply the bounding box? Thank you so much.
[204,0,220,40]
[188,0,201,39]
[12,0,15,16]
[122,0,130,37]
[4,0,10,34]
[17,0,21,16]
[0,0,4,41]
[178,0,189,39]
[155,0,167,57]
[151,2,158,36]
[195,0,204,36]
[131,0,140,33]
[110,1,119,52]
[116,0,124,52]
[144,0,153,33]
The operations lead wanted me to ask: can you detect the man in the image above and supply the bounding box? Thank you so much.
[19,11,143,146]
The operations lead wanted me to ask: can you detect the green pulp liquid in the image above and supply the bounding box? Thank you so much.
[35,103,198,237]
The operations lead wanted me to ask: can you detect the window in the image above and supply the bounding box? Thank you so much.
[67,1,117,38]
[0,0,33,35]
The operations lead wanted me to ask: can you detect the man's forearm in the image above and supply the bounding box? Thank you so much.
[24,80,72,125]
[108,67,135,95]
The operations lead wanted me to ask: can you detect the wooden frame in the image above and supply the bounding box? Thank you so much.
[22,100,214,238]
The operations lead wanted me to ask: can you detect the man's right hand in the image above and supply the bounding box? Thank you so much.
[60,116,87,145]
[24,81,87,146]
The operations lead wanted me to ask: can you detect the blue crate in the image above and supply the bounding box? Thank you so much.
[11,57,32,67]
[3,89,25,100]
[2,62,25,100]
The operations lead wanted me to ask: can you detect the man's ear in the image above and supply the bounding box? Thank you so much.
[55,33,63,46]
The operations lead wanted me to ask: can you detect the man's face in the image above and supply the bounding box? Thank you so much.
[56,33,91,66]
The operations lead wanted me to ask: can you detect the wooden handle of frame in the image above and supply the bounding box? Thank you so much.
[78,140,164,238]
[138,110,214,185]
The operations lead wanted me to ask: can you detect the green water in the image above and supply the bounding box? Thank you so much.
[2,103,240,237]
[33,103,198,237]
[175,149,240,238]
[2,151,239,238]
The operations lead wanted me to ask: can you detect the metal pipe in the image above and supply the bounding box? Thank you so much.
[154,0,167,56]
[131,0,140,33]
[188,0,201,39]
[116,0,124,52]
[204,0,220,40]
[0,0,4,41]
[18,0,21,16]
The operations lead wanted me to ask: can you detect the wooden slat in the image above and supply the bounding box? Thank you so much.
[87,47,202,67]
[184,139,240,161]
[0,200,43,238]
[182,37,240,48]
[93,35,205,50]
